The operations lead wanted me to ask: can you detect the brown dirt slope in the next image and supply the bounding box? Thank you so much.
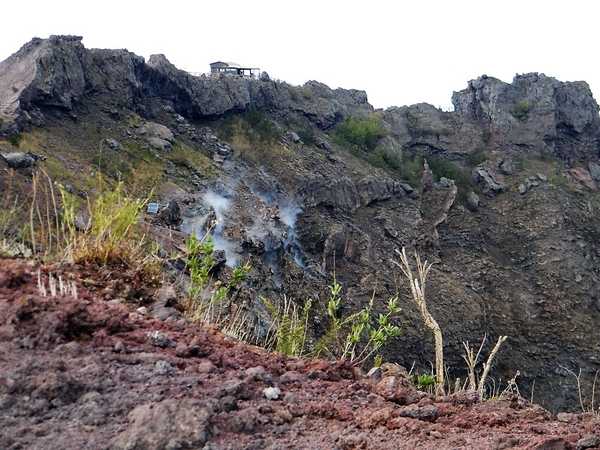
[1,257,600,450]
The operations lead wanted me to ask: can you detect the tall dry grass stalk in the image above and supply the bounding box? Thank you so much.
[478,335,508,399]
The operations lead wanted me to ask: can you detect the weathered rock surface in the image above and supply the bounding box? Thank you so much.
[0,36,372,130]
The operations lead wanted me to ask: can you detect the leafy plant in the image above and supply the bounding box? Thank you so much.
[399,153,425,188]
[184,232,249,324]
[263,296,312,357]
[412,373,437,392]
[241,109,282,144]
[216,109,283,159]
[313,276,402,367]
[0,173,25,257]
[364,145,402,173]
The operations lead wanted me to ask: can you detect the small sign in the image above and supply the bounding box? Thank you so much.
[147,203,159,213]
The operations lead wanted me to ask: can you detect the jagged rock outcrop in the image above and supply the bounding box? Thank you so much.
[0,36,372,132]
[452,73,600,160]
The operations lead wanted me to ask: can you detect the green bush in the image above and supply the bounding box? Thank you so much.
[332,113,387,151]
[59,179,149,267]
[512,99,532,120]
[364,146,402,172]
[9,133,20,147]
[242,109,282,143]
[297,126,315,145]
[399,153,425,188]
[466,148,488,168]
[427,156,472,200]
[482,130,492,144]
[184,232,250,324]
[217,108,282,148]
[412,373,437,392]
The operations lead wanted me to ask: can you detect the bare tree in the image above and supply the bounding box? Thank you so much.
[394,248,445,396]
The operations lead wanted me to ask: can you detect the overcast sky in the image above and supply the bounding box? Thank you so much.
[1,1,597,110]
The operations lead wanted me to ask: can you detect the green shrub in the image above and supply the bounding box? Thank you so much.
[404,109,435,137]
[297,126,315,145]
[512,99,532,120]
[427,156,471,199]
[9,133,20,147]
[364,146,402,172]
[332,113,387,151]
[466,148,488,168]
[59,178,149,267]
[313,277,402,367]
[184,232,250,324]
[399,153,424,188]
[482,130,492,144]
[217,109,282,149]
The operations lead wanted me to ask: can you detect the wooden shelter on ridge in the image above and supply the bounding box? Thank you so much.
[210,61,260,78]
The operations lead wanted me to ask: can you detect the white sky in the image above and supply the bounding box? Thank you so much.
[1,1,598,110]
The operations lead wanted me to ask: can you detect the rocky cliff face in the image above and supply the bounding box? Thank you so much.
[3,35,600,414]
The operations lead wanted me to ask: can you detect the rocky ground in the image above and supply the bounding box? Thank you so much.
[2,257,600,450]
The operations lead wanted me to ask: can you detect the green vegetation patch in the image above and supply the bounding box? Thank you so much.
[331,113,387,151]
[511,99,532,121]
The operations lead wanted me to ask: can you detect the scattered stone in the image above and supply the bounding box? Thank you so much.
[154,360,173,376]
[114,340,126,353]
[280,371,307,384]
[1,152,36,168]
[104,138,120,150]
[314,137,331,151]
[367,366,383,380]
[155,200,182,230]
[263,387,281,400]
[467,191,480,208]
[397,405,439,422]
[588,162,600,181]
[147,330,174,348]
[499,159,515,175]
[577,435,600,450]
[440,389,480,406]
[285,131,301,143]
[136,306,148,315]
[472,166,506,197]
[52,341,83,357]
[218,380,251,400]
[245,366,267,381]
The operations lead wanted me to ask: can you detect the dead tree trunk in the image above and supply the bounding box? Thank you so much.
[395,248,445,396]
